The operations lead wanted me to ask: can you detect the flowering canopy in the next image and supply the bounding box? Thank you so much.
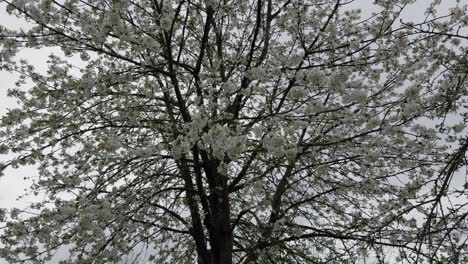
[0,0,467,263]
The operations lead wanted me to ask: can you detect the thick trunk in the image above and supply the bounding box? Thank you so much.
[203,159,233,264]
[209,189,233,264]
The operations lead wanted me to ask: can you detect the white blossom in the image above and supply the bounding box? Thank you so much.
[160,16,172,31]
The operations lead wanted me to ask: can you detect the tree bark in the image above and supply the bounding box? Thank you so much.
[204,159,233,264]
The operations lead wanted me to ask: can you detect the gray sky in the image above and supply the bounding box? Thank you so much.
[0,4,85,211]
[0,0,453,211]
[0,1,465,263]
[0,4,35,210]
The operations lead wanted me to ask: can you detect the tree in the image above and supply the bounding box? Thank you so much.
[0,0,467,263]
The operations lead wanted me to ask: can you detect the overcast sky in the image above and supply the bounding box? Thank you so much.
[0,1,464,263]
[0,0,455,211]
[0,3,35,210]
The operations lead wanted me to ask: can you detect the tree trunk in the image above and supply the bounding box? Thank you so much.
[209,189,233,264]
[204,159,233,264]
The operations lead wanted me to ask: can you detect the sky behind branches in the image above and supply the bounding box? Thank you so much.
[0,0,453,211]
[0,1,466,263]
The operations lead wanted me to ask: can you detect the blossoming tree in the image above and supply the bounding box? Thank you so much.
[0,0,467,263]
